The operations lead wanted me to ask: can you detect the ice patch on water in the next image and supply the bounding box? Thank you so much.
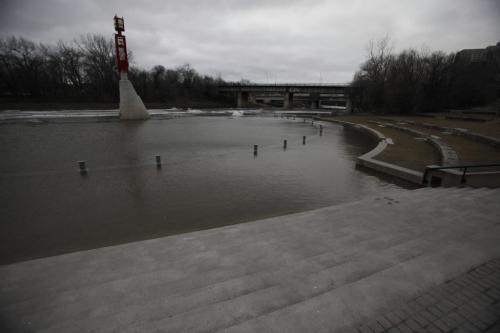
[0,109,186,121]
[0,109,119,120]
[0,108,267,121]
[186,108,203,114]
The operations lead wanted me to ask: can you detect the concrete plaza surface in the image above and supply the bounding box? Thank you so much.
[1,187,500,332]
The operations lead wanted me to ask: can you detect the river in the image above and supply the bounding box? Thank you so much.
[0,114,401,263]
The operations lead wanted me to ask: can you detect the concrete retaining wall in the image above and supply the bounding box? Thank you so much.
[455,131,500,150]
[328,120,423,184]
[367,122,500,187]
[326,119,500,188]
[370,121,460,166]
[412,122,500,150]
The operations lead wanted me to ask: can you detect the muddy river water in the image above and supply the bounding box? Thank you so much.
[0,115,401,263]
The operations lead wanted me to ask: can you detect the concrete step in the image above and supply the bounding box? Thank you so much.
[222,225,500,333]
[2,187,500,333]
[10,215,434,331]
[131,210,500,332]
[2,187,495,304]
[67,234,463,332]
[1,187,423,298]
[0,190,496,296]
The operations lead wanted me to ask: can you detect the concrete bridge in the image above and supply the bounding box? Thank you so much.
[218,83,352,110]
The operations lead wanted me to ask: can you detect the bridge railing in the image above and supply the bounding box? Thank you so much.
[218,83,351,87]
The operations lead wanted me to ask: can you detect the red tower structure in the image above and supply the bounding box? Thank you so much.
[114,15,129,77]
[113,15,149,120]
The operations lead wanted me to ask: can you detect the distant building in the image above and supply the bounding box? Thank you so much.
[454,42,500,101]
[455,42,500,64]
[456,49,487,63]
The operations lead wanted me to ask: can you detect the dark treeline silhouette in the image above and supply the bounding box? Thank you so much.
[0,34,231,107]
[351,37,500,114]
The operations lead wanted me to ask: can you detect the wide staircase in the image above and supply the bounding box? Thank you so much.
[1,187,500,332]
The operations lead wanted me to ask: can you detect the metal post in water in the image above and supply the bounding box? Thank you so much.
[320,125,323,136]
[293,116,296,120]
[77,160,87,175]
[155,155,162,168]
[254,145,258,155]
[283,139,287,150]
[303,136,306,145]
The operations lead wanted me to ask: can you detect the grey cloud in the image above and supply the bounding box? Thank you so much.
[1,0,499,83]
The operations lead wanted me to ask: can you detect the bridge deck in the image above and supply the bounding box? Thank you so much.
[219,83,350,94]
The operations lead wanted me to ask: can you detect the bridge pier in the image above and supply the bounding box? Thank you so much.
[311,100,320,109]
[346,98,352,113]
[237,91,249,108]
[310,93,320,109]
[283,92,293,109]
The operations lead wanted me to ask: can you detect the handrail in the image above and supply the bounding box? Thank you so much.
[422,163,500,185]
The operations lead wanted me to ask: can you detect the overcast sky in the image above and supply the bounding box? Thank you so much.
[1,0,499,83]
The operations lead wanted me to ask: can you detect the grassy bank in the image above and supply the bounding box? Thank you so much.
[321,114,500,172]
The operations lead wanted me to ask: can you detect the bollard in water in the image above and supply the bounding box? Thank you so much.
[77,160,87,175]
[253,145,258,155]
[302,136,306,145]
[319,125,323,136]
[155,155,162,168]
[283,139,287,150]
[293,116,296,120]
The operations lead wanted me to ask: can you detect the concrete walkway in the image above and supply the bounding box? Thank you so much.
[1,187,500,332]
[356,258,500,332]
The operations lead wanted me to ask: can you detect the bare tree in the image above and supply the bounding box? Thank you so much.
[352,35,394,112]
[0,34,231,107]
[0,36,45,97]
[76,34,117,99]
[351,37,499,113]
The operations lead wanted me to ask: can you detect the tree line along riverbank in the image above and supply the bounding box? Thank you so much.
[0,35,233,109]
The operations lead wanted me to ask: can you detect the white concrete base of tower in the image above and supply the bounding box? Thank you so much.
[119,77,149,120]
